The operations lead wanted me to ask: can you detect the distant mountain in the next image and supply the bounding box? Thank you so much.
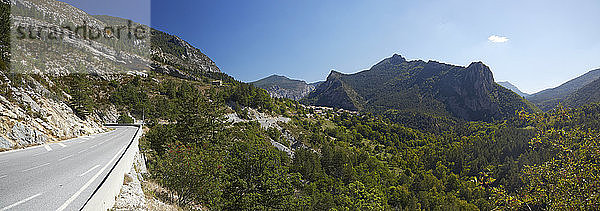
[562,77,600,108]
[251,75,319,100]
[497,81,529,97]
[303,54,538,122]
[527,68,600,111]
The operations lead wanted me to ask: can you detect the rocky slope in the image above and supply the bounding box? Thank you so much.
[0,72,114,149]
[303,54,538,122]
[0,0,222,149]
[150,29,220,78]
[527,68,600,111]
[251,75,320,100]
[0,0,115,149]
[11,0,150,77]
[498,81,529,97]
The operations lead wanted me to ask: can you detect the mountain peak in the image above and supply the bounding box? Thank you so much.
[465,61,494,85]
[466,61,487,69]
[327,70,344,80]
[370,54,407,71]
[390,54,407,64]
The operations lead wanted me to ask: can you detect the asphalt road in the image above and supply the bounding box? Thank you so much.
[0,126,138,211]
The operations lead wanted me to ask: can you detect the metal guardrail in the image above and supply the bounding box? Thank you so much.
[81,124,143,211]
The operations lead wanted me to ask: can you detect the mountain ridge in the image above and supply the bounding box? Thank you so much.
[303,54,538,122]
[527,68,600,111]
[562,77,600,108]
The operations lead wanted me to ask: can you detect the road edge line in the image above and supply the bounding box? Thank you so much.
[80,124,142,211]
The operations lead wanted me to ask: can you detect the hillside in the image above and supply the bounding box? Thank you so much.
[562,77,600,108]
[303,54,538,122]
[497,81,529,97]
[527,68,600,111]
[92,15,221,78]
[251,75,318,100]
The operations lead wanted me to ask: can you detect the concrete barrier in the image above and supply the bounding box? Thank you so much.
[82,125,143,211]
[103,123,142,127]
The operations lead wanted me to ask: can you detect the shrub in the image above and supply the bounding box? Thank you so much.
[117,114,134,124]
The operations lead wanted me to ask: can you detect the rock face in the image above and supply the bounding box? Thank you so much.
[303,54,537,121]
[150,29,221,76]
[251,75,320,100]
[527,68,600,111]
[436,62,500,121]
[302,71,365,111]
[498,81,529,97]
[10,0,220,78]
[0,72,114,149]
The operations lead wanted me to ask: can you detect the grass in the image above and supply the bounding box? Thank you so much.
[141,179,184,211]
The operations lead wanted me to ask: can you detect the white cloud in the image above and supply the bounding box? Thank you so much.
[488,35,509,43]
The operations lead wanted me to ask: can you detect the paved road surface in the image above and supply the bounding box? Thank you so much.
[0,126,138,211]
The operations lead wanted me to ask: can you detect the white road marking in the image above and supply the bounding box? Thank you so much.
[0,193,42,211]
[32,152,45,157]
[58,155,74,161]
[89,144,98,149]
[43,145,52,151]
[57,143,67,147]
[22,163,50,172]
[56,146,126,211]
[0,175,6,179]
[78,165,100,177]
[78,149,88,154]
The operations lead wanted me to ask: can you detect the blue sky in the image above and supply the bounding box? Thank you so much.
[62,0,600,93]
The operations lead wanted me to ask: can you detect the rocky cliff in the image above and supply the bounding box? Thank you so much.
[0,72,116,149]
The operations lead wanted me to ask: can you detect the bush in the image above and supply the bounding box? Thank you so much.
[117,114,134,123]
[152,143,223,207]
